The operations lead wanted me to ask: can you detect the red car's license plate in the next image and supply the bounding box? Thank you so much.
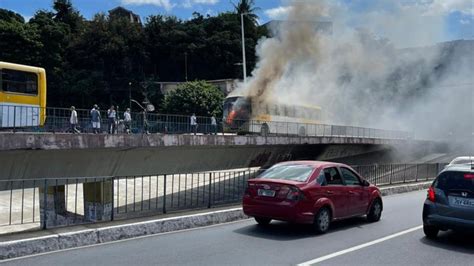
[258,189,275,197]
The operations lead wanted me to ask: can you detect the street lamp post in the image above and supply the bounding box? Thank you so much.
[240,13,248,84]
[131,99,155,134]
[128,82,132,110]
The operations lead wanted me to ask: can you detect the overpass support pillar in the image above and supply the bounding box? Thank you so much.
[39,184,67,229]
[83,179,113,222]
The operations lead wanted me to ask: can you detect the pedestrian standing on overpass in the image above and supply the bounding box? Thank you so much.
[70,106,80,134]
[107,105,117,134]
[211,115,217,135]
[124,108,132,134]
[90,104,101,134]
[190,113,197,135]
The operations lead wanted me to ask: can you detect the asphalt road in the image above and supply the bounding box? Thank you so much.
[2,190,473,266]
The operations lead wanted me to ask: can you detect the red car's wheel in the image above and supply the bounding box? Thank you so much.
[367,199,382,222]
[314,207,331,234]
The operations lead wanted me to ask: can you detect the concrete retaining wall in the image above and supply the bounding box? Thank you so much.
[0,133,419,151]
[0,132,443,182]
[0,144,391,183]
[0,181,432,260]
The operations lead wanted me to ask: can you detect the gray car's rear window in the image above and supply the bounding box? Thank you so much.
[258,164,314,182]
[435,171,474,191]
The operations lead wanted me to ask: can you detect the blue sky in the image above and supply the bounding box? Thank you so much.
[0,0,279,22]
[1,0,472,43]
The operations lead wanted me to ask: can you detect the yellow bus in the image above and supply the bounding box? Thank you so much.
[223,95,322,136]
[0,62,46,127]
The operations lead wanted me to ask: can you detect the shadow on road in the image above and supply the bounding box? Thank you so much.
[233,217,370,241]
[420,231,474,255]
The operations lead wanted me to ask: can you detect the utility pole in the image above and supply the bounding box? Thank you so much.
[240,13,247,84]
[128,82,132,110]
[185,52,188,82]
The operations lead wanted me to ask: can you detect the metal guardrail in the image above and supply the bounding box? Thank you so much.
[0,163,441,234]
[352,163,446,186]
[0,168,260,232]
[0,106,413,139]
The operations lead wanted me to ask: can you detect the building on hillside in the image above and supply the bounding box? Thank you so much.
[109,7,141,24]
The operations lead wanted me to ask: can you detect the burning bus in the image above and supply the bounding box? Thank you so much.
[223,95,322,136]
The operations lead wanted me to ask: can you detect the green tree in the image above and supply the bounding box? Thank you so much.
[0,10,42,64]
[145,15,189,81]
[162,81,224,117]
[0,8,25,23]
[29,10,70,106]
[232,0,260,26]
[53,0,83,33]
[65,13,147,108]
[144,10,264,82]
[1,2,268,110]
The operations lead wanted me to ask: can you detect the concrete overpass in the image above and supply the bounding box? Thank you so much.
[0,132,447,229]
[0,132,442,181]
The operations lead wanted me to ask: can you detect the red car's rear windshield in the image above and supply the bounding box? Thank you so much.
[258,164,314,182]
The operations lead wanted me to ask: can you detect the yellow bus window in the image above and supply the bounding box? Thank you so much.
[1,69,38,95]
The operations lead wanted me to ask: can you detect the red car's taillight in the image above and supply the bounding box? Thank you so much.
[244,188,250,196]
[286,187,305,201]
[245,182,255,196]
[427,186,435,202]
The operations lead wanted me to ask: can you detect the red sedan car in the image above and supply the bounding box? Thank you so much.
[243,161,383,233]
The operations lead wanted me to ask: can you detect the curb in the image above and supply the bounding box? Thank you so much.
[379,181,432,196]
[0,182,432,260]
[0,208,247,260]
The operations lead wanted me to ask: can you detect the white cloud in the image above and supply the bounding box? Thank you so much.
[205,8,216,16]
[460,18,471,24]
[21,15,33,22]
[182,0,219,8]
[193,0,219,4]
[264,6,291,20]
[411,0,474,16]
[121,0,175,11]
[264,1,473,21]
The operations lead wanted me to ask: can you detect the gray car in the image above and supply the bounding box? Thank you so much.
[423,164,474,238]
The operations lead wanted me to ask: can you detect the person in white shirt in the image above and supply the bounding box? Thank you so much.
[124,108,132,134]
[70,106,79,133]
[210,115,217,135]
[190,113,197,135]
[107,105,116,134]
[90,104,101,134]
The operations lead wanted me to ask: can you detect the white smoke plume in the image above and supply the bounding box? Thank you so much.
[234,0,473,140]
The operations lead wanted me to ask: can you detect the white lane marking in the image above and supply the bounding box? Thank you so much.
[297,225,423,266]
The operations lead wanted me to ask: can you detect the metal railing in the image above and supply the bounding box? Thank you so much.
[225,119,411,139]
[0,106,413,139]
[0,163,441,234]
[0,168,261,232]
[352,163,446,186]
